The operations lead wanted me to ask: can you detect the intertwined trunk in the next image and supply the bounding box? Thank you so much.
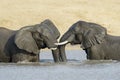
[52,49,61,62]
[58,32,70,62]
[59,45,67,62]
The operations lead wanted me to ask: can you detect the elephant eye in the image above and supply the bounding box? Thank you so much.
[75,34,82,41]
[38,34,44,41]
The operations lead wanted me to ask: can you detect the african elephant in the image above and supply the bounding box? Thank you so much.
[56,20,120,61]
[0,19,61,63]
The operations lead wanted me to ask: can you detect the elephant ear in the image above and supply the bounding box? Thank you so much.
[81,23,106,49]
[15,26,39,54]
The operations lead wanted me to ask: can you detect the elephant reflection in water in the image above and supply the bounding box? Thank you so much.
[0,19,61,63]
[57,20,120,61]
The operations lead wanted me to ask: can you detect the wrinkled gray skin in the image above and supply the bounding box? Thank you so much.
[0,19,60,63]
[59,20,120,61]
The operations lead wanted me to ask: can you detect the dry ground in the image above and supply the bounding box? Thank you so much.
[0,0,120,36]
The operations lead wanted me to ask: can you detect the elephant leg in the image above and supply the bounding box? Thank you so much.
[84,49,91,59]
[52,49,61,62]
[85,47,103,60]
[12,53,29,63]
[12,53,39,63]
[30,54,39,62]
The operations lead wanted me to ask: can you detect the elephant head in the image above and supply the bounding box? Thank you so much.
[15,19,60,62]
[57,20,107,62]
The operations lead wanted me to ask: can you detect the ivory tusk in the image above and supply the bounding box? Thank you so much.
[50,48,57,50]
[54,41,68,45]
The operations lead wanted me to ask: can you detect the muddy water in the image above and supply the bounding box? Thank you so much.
[0,50,120,80]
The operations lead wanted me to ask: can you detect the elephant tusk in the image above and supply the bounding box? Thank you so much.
[50,48,57,50]
[55,41,68,45]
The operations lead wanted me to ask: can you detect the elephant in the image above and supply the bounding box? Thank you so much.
[0,19,61,63]
[56,20,120,61]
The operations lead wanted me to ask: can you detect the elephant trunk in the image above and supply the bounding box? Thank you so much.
[58,45,67,62]
[53,41,68,62]
[57,31,75,62]
[52,48,61,62]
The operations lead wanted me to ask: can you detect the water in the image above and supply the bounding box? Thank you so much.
[0,50,120,80]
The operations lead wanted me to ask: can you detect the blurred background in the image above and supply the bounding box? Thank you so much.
[0,0,120,36]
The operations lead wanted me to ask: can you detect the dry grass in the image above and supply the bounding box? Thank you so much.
[0,0,120,36]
